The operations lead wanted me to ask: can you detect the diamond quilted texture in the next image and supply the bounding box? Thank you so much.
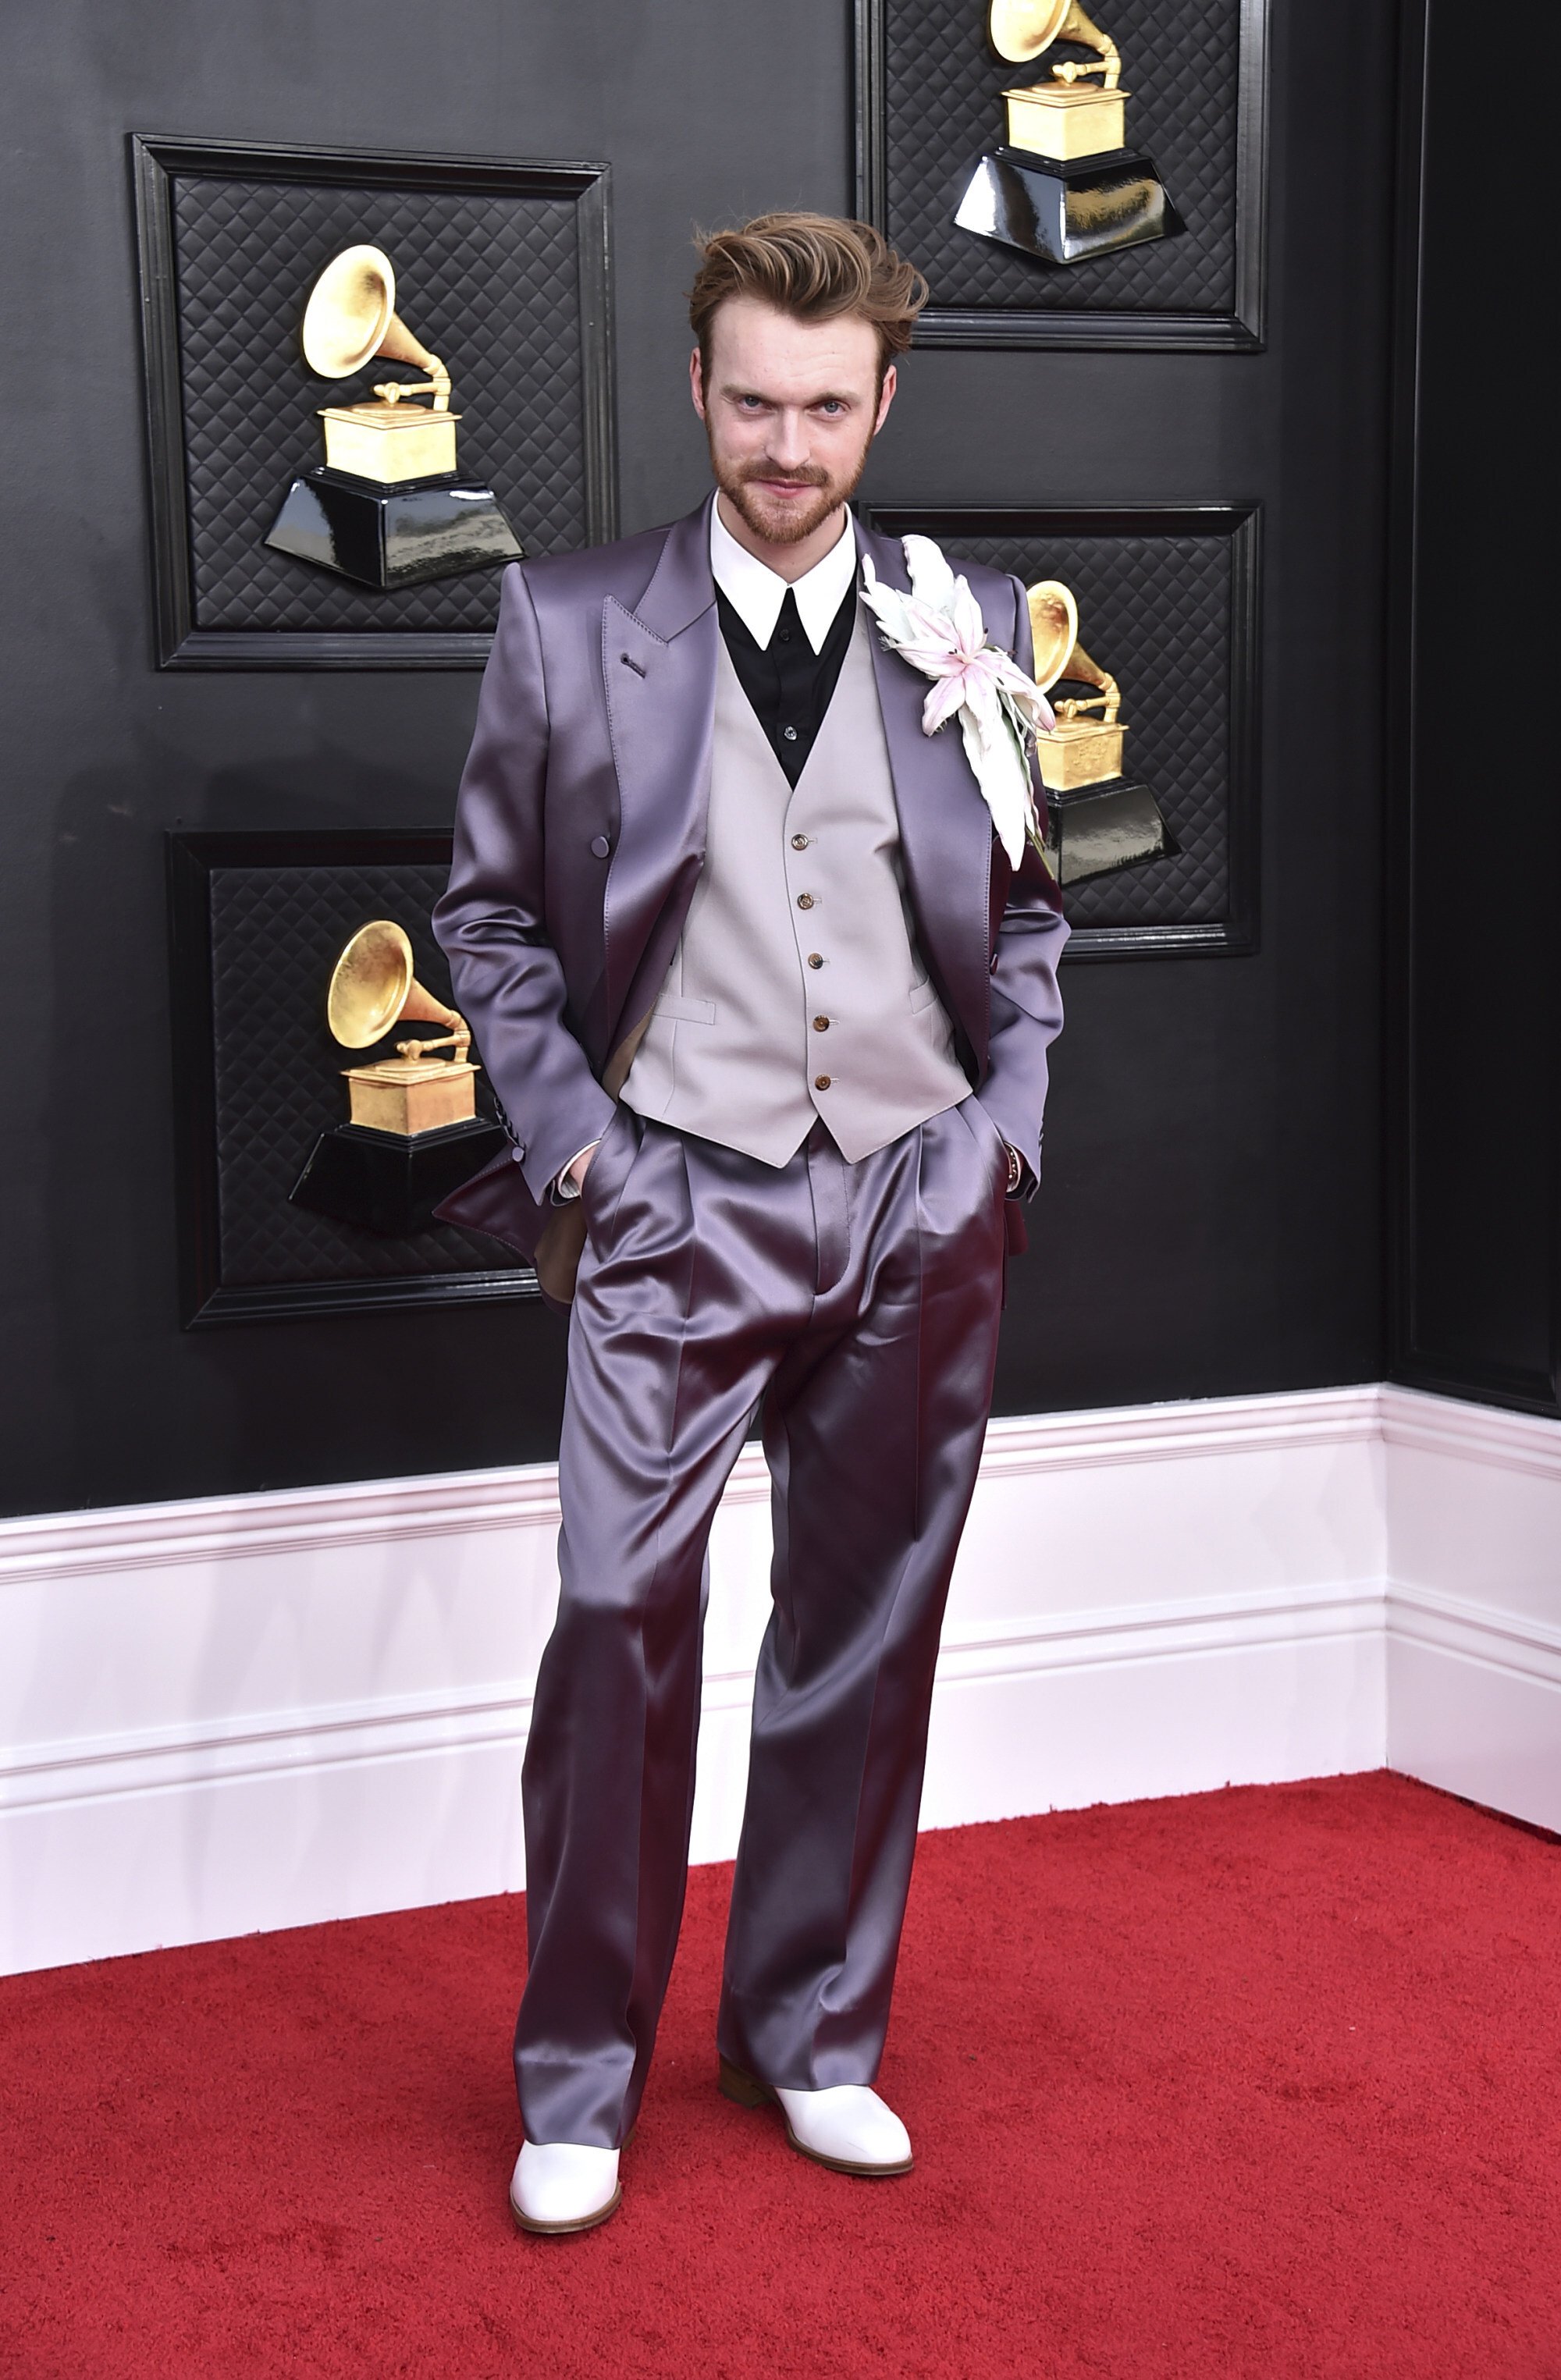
[208,862,525,1284]
[171,173,589,634]
[880,0,1239,315]
[947,528,1234,926]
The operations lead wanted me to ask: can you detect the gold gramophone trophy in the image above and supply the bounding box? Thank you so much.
[289,922,507,1236]
[265,245,523,589]
[955,0,1182,266]
[1027,582,1171,884]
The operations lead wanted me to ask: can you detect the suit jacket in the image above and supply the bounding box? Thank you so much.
[432,496,1069,1291]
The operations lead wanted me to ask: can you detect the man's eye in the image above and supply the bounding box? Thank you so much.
[817,400,845,417]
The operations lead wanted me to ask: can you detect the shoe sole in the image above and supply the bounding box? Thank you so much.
[509,2183,622,2236]
[717,2056,913,2177]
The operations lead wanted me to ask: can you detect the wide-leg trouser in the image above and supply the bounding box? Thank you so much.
[515,1096,1009,2148]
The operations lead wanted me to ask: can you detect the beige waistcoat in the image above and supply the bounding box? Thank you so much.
[620,602,970,1165]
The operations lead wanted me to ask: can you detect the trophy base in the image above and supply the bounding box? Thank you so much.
[955,146,1183,266]
[1044,780,1172,886]
[265,467,524,589]
[289,1117,508,1237]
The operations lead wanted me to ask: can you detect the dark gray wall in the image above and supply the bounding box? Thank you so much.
[1,0,1399,1517]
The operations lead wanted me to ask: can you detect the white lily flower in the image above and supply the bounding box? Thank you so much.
[861,540,1054,871]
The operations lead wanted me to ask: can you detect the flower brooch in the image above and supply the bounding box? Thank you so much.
[860,535,1054,870]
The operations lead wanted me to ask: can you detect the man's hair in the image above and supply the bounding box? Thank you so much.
[688,212,928,385]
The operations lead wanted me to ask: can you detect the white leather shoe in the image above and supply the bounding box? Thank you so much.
[509,2142,621,2235]
[719,2057,913,2176]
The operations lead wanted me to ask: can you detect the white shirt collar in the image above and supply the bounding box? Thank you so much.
[709,498,859,655]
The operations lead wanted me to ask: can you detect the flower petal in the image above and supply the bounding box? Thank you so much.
[920,673,968,736]
[949,574,985,655]
[902,535,957,616]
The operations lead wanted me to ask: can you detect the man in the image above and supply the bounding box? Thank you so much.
[434,212,1067,2235]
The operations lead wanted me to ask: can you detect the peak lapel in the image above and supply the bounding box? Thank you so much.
[601,498,719,1042]
[858,520,996,1076]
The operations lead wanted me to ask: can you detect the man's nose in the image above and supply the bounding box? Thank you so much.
[768,411,810,470]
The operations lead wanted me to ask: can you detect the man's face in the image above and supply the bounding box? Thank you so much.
[691,296,897,548]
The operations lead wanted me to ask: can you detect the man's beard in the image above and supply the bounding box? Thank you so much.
[709,429,873,547]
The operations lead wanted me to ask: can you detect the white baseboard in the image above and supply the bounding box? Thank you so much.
[2,1382,1556,1974]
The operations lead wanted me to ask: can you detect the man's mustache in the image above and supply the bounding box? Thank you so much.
[738,460,830,490]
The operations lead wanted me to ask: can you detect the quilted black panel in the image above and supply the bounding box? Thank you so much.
[935,527,1235,927]
[207,861,525,1284]
[170,172,588,633]
[878,0,1239,316]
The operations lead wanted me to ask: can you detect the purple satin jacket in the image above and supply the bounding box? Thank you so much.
[432,496,1069,1263]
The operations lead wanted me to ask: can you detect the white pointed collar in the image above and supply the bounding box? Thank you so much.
[709,497,858,655]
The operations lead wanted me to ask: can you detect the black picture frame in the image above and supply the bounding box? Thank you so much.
[866,503,1261,957]
[855,0,1270,351]
[168,829,539,1327]
[133,134,616,671]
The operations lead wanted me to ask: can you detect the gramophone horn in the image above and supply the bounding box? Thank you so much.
[1026,580,1080,692]
[326,921,469,1050]
[300,244,451,407]
[990,0,1120,80]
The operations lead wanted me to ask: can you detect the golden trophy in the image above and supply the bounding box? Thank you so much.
[955,1,1182,266]
[265,245,523,589]
[289,922,507,1235]
[1028,582,1171,883]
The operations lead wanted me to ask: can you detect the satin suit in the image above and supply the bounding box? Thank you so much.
[434,498,1068,2147]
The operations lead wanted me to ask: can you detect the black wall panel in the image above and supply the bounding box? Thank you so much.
[1388,0,1558,1415]
[0,0,1399,1517]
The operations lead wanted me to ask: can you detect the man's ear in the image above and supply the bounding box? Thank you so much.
[873,361,898,437]
[689,346,707,422]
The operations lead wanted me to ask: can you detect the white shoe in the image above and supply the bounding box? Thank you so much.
[720,2057,913,2175]
[509,2142,621,2235]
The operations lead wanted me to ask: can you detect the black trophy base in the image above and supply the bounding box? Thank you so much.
[955,146,1184,266]
[289,1117,509,1237]
[1044,780,1172,886]
[265,467,524,589]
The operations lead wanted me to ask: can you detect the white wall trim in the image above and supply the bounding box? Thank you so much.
[0,1384,1386,1590]
[3,1577,1388,1819]
[4,1380,1557,1973]
[1380,1383,1561,1483]
[1388,1582,1561,1690]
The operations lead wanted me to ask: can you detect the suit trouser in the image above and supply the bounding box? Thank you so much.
[515,1095,1009,2148]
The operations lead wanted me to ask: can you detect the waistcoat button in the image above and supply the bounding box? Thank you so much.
[807,953,823,968]
[814,1075,831,1091]
[813,1015,830,1032]
[797,893,814,910]
[791,834,810,851]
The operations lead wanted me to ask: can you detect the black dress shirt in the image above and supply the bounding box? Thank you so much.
[716,581,859,788]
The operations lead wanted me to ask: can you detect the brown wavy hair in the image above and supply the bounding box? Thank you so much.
[688,212,929,385]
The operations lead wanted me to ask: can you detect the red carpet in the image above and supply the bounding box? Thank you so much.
[2,1772,1557,2378]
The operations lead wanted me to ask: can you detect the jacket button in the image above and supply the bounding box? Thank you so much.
[797,893,814,910]
[813,1015,830,1032]
[590,833,611,858]
[990,950,999,973]
[814,1075,831,1091]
